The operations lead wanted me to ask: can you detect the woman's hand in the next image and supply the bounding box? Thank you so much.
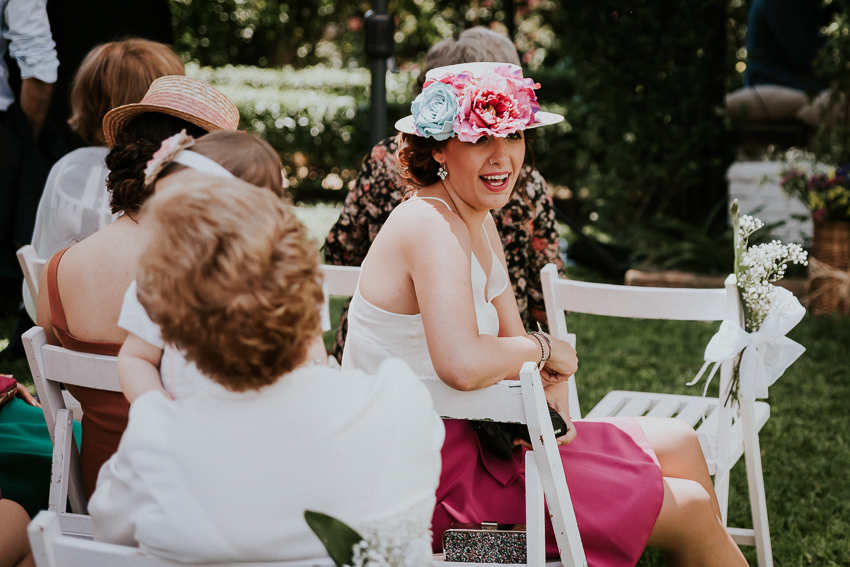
[513,380,577,449]
[539,334,577,385]
[544,381,577,445]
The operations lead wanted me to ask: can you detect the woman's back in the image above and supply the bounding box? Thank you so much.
[41,217,142,345]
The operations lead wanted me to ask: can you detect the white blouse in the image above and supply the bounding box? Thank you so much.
[23,147,117,321]
[89,360,445,563]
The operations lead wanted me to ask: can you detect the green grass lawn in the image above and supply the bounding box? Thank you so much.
[2,202,848,565]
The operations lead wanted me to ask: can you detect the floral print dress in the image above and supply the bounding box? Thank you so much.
[323,136,564,362]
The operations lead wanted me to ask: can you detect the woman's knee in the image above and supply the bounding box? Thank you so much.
[638,416,701,458]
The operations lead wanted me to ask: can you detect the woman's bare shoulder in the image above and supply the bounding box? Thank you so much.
[60,221,142,275]
[383,198,472,251]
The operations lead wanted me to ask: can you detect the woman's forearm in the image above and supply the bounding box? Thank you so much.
[431,333,544,391]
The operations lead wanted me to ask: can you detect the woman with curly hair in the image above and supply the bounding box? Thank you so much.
[88,178,443,564]
[35,76,239,498]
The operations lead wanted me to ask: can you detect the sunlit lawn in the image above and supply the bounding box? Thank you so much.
[2,202,848,565]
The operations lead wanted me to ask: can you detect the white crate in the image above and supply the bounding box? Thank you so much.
[727,161,812,244]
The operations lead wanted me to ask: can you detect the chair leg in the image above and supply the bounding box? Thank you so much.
[713,466,731,526]
[27,511,60,567]
[740,400,773,567]
[520,363,586,567]
[525,451,545,567]
[50,409,88,515]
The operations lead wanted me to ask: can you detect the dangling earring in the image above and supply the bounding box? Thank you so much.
[437,162,448,180]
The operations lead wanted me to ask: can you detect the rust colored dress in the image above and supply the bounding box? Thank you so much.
[46,247,129,497]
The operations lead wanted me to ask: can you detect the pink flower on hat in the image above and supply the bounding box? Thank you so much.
[454,65,540,143]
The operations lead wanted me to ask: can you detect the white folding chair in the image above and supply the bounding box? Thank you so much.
[17,244,48,322]
[17,244,46,301]
[22,326,122,536]
[319,264,586,567]
[541,263,773,566]
[28,510,335,567]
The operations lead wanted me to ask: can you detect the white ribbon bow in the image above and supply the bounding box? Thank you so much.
[689,286,806,400]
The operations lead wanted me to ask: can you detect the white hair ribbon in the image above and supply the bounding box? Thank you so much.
[688,286,806,400]
[172,150,234,179]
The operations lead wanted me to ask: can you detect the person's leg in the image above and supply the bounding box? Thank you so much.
[0,498,35,567]
[647,477,747,567]
[636,416,722,521]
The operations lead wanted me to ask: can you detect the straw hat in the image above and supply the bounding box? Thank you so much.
[395,62,563,140]
[102,76,240,148]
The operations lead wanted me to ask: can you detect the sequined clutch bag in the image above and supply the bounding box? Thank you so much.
[442,522,526,564]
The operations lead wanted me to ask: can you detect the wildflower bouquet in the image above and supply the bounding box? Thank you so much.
[779,149,850,222]
[690,201,808,405]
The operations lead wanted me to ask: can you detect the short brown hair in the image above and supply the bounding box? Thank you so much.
[68,38,184,146]
[160,130,284,196]
[137,177,322,391]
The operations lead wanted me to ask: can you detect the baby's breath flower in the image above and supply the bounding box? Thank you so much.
[344,511,434,567]
[738,215,764,241]
[735,216,808,330]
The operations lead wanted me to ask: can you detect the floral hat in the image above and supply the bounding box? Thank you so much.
[395,62,563,143]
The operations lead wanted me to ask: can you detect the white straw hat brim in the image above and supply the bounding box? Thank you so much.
[395,110,564,135]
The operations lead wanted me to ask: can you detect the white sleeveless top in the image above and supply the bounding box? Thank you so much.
[341,197,510,377]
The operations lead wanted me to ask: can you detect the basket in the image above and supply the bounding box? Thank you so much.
[808,220,850,315]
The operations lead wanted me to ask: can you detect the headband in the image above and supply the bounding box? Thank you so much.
[172,150,234,179]
[144,130,234,186]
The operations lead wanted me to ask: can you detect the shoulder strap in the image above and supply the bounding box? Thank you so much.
[47,248,71,340]
[481,222,498,256]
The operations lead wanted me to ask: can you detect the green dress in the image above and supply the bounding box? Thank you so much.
[0,397,81,517]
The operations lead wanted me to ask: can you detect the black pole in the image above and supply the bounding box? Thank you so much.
[364,2,394,148]
[504,0,515,43]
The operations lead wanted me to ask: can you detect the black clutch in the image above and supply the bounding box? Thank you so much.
[471,407,568,460]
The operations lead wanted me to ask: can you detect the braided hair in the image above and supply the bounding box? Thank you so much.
[105,113,206,215]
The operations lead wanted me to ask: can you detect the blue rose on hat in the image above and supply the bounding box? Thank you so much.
[411,81,460,140]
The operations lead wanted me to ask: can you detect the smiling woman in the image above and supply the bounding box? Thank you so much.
[341,62,749,567]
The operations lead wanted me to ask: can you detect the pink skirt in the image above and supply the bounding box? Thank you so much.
[432,417,663,567]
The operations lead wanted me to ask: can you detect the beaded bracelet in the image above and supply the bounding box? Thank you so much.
[533,331,551,366]
[533,323,553,366]
[526,331,548,369]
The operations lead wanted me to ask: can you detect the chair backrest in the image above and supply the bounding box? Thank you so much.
[17,244,47,300]
[28,510,336,567]
[319,265,362,334]
[22,326,121,516]
[540,262,742,414]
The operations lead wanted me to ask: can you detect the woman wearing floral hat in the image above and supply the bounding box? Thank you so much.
[342,63,747,566]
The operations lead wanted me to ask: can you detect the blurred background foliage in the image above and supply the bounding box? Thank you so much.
[813,0,850,167]
[170,0,848,272]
